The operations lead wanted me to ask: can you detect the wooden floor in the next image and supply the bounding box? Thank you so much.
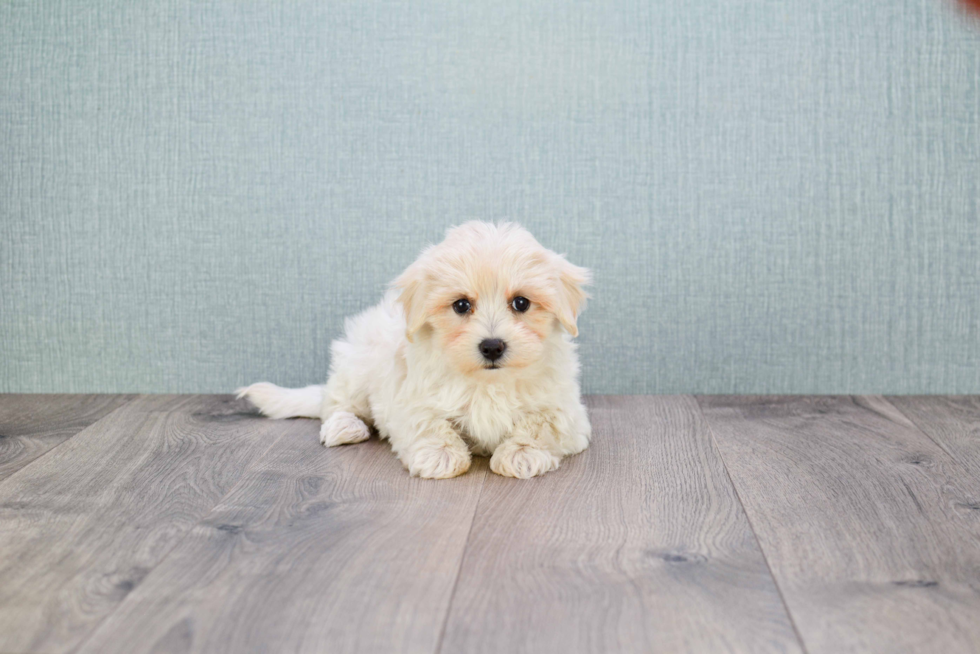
[0,395,978,653]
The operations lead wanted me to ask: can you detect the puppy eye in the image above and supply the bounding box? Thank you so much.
[452,298,471,315]
[510,296,530,313]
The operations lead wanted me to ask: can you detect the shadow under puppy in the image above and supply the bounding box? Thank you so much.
[239,222,591,479]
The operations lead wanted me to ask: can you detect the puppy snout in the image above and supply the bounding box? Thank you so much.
[479,338,507,362]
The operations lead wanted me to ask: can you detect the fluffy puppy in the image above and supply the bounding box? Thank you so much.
[238,222,591,479]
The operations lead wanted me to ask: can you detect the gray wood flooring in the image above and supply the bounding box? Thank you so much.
[0,395,977,654]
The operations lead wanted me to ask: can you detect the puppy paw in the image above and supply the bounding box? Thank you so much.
[320,411,370,447]
[490,441,560,479]
[407,441,471,479]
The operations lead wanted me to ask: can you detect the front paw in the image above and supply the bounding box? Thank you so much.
[490,441,560,479]
[407,441,472,479]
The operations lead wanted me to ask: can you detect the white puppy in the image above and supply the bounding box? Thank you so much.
[238,222,591,479]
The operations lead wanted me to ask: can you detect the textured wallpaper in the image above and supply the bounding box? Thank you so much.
[2,0,979,394]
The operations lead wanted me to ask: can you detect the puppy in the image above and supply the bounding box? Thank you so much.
[238,222,591,479]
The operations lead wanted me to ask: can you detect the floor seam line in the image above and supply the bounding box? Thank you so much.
[69,403,302,654]
[878,395,957,459]
[433,462,490,654]
[0,394,144,491]
[693,395,812,654]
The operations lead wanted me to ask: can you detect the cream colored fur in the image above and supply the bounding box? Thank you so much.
[238,222,591,479]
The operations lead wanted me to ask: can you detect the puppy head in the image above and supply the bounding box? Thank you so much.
[393,222,590,375]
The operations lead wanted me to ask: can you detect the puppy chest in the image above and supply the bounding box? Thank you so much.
[455,394,517,451]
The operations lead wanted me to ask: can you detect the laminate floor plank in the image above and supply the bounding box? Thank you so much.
[698,395,980,654]
[0,394,301,654]
[5,393,977,654]
[0,394,136,481]
[888,396,980,479]
[75,433,489,654]
[439,395,803,654]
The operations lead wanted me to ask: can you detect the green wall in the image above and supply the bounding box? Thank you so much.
[2,0,979,393]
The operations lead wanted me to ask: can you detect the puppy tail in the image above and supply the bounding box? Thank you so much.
[235,382,323,419]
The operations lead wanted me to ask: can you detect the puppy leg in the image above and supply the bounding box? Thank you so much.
[391,419,471,479]
[491,410,585,479]
[318,370,373,447]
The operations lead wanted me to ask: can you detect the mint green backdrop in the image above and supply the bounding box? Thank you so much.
[2,1,979,394]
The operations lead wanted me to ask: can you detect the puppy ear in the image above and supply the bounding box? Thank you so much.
[552,255,590,337]
[393,261,429,342]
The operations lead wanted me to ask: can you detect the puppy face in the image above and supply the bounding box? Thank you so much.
[394,222,590,376]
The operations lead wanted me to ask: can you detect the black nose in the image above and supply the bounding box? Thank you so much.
[479,338,507,362]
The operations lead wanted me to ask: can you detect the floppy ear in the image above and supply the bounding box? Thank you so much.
[393,261,429,342]
[552,255,590,337]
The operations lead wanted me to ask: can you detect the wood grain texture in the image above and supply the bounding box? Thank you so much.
[0,394,303,654]
[76,433,489,654]
[440,395,803,654]
[0,394,135,481]
[698,395,980,654]
[888,396,980,480]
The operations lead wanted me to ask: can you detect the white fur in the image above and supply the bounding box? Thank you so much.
[319,411,371,447]
[238,222,591,479]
